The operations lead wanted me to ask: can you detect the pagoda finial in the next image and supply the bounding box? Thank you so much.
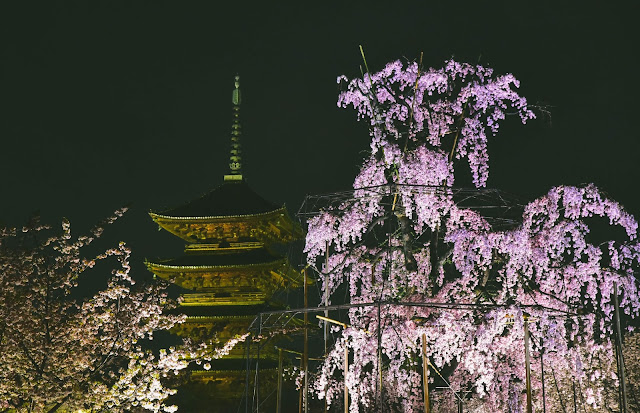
[224,75,243,182]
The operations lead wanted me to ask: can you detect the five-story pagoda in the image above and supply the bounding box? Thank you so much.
[146,76,303,411]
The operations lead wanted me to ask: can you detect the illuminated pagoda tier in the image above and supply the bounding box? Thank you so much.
[146,76,303,411]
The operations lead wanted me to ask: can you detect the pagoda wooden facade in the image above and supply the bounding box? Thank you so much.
[146,76,303,411]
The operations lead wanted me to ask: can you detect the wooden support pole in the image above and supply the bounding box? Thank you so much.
[540,337,546,413]
[298,356,303,413]
[277,348,283,413]
[325,241,330,352]
[422,333,430,413]
[256,314,262,413]
[325,241,329,413]
[303,268,309,413]
[245,333,251,413]
[344,342,349,413]
[377,302,383,411]
[524,317,533,413]
[613,282,629,413]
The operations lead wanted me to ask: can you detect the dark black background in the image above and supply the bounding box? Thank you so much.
[1,1,637,264]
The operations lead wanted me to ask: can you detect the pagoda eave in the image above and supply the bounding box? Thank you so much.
[146,258,287,272]
[150,206,288,222]
[180,291,267,306]
[146,260,302,292]
[183,315,254,322]
[149,207,304,243]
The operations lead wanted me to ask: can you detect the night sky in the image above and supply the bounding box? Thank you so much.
[1,1,638,265]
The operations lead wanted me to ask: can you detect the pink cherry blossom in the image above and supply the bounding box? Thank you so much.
[306,58,640,412]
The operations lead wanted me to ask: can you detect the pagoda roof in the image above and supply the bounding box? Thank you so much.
[154,180,280,219]
[145,250,303,292]
[178,306,266,318]
[151,248,282,268]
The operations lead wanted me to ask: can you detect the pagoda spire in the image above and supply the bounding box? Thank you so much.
[224,75,243,182]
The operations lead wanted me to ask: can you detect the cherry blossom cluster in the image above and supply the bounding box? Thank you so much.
[191,332,250,371]
[0,213,186,412]
[305,59,640,412]
[337,59,535,187]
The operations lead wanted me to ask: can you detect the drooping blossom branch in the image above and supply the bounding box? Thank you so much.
[337,59,535,188]
[305,58,640,412]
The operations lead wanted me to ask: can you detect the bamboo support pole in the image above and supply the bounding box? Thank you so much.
[524,316,533,413]
[303,268,309,413]
[613,282,629,413]
[377,302,383,411]
[277,348,283,413]
[422,333,430,413]
[540,337,546,413]
[245,333,251,413]
[344,343,349,413]
[256,314,262,413]
[325,241,329,413]
[298,356,303,413]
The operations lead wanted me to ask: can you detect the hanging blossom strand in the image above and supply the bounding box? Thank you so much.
[337,59,535,188]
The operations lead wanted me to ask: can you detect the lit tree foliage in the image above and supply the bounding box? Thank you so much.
[306,59,640,411]
[0,211,187,413]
